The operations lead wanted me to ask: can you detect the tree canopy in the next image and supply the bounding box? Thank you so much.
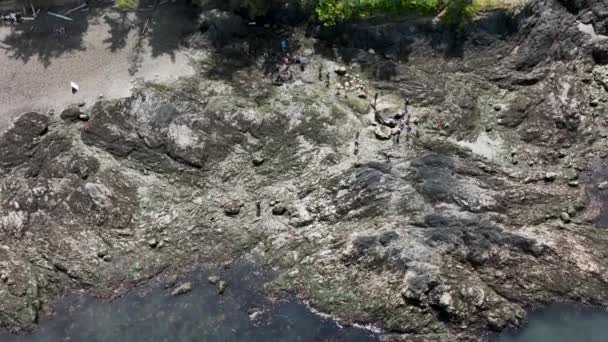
[222,0,480,27]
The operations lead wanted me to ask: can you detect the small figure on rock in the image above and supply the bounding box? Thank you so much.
[394,122,404,145]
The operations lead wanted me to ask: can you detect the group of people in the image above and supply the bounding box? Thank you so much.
[271,39,309,85]
[269,38,414,156]
[355,95,414,157]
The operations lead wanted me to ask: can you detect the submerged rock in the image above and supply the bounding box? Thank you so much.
[217,280,228,295]
[171,282,193,296]
[208,275,220,285]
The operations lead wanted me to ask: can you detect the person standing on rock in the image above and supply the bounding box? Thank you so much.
[394,119,405,145]
[405,124,413,147]
[372,93,387,126]
[326,71,330,88]
[354,131,360,156]
[243,41,250,57]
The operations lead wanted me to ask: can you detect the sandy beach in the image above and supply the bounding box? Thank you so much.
[0,3,198,131]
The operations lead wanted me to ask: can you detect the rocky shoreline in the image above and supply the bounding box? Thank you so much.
[1,0,608,340]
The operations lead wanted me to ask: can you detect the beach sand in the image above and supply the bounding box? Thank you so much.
[0,3,198,132]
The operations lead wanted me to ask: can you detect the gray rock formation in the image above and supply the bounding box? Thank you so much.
[2,0,608,340]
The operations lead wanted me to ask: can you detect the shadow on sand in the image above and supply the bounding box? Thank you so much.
[0,0,199,69]
[0,10,89,67]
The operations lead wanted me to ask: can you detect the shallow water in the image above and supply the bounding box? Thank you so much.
[1,262,377,342]
[495,305,608,342]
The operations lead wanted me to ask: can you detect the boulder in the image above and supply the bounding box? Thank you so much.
[567,205,577,217]
[593,65,608,91]
[497,97,531,128]
[590,98,599,107]
[60,107,82,121]
[374,126,392,140]
[0,112,49,169]
[401,263,441,303]
[223,201,242,216]
[592,40,608,65]
[334,66,347,76]
[560,212,571,223]
[148,239,159,248]
[252,156,265,166]
[544,172,557,182]
[272,205,287,216]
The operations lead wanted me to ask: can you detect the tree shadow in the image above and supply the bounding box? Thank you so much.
[102,11,134,52]
[0,0,198,70]
[121,0,199,74]
[197,17,300,81]
[146,0,199,60]
[1,9,89,67]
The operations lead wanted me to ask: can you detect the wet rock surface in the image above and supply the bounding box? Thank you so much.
[2,0,608,340]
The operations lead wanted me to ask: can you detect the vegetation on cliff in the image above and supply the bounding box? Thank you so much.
[220,0,518,26]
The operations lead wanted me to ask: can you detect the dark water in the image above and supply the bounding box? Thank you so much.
[1,262,377,342]
[495,305,608,342]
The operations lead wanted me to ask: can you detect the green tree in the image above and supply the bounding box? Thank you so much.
[439,0,476,29]
[315,0,353,26]
[314,0,474,27]
[221,0,479,27]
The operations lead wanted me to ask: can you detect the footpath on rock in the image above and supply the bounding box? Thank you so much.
[1,0,608,341]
